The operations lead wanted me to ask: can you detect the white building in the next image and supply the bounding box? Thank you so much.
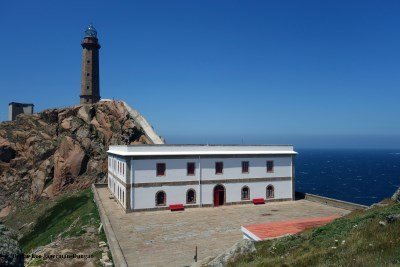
[107,145,297,212]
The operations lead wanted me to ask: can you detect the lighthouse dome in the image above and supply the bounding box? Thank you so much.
[84,24,97,38]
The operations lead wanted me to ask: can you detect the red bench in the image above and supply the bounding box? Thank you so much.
[252,198,265,205]
[169,204,184,211]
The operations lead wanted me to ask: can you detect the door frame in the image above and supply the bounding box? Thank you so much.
[213,184,226,207]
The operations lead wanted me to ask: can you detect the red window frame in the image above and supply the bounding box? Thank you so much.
[242,161,249,173]
[187,162,195,176]
[267,160,274,173]
[156,163,166,176]
[215,162,223,174]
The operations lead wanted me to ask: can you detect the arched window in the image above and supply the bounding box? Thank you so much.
[155,191,166,206]
[266,185,275,198]
[186,189,196,204]
[241,186,250,200]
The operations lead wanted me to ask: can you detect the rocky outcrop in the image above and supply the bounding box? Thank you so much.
[386,214,400,224]
[193,239,256,267]
[392,187,400,203]
[0,222,24,266]
[0,101,158,209]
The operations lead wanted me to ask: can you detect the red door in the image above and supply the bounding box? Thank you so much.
[214,189,219,206]
[213,185,225,206]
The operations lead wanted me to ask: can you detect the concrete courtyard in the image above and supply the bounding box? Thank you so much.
[95,187,350,267]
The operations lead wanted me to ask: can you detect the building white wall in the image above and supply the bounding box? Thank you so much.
[200,181,292,205]
[133,185,200,210]
[132,157,200,184]
[108,155,127,183]
[108,173,126,208]
[132,180,292,210]
[132,156,292,184]
[200,157,292,181]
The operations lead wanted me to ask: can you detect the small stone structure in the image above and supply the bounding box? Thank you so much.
[8,102,34,121]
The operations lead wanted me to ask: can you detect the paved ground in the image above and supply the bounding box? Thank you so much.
[96,187,350,267]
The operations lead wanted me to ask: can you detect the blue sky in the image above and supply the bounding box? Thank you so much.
[1,1,399,148]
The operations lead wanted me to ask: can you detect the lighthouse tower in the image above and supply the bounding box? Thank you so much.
[80,24,101,104]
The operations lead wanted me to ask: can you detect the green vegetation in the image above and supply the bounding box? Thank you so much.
[5,189,104,253]
[27,258,45,266]
[231,200,400,266]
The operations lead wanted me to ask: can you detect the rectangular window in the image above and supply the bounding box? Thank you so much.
[187,162,195,175]
[215,162,223,174]
[267,160,274,173]
[242,161,249,173]
[156,163,166,176]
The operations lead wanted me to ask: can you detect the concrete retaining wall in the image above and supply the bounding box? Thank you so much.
[296,192,368,211]
[92,183,128,266]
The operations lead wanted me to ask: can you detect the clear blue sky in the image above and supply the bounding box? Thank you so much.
[1,1,399,148]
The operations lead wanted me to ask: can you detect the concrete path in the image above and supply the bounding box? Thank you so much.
[95,186,350,267]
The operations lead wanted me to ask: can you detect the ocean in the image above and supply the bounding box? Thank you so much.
[295,149,400,206]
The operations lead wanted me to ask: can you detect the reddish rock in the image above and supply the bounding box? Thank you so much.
[0,101,150,206]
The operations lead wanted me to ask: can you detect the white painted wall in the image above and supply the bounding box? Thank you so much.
[200,157,292,181]
[132,180,292,209]
[132,156,292,183]
[133,158,200,184]
[133,185,200,210]
[108,173,126,208]
[108,155,127,183]
[200,181,292,205]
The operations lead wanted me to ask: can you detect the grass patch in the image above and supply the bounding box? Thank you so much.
[6,189,103,253]
[26,258,45,266]
[230,200,400,266]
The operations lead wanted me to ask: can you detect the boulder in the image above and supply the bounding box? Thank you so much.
[199,239,256,267]
[61,117,73,130]
[392,187,400,203]
[30,169,46,200]
[386,214,400,224]
[52,136,86,194]
[192,256,214,267]
[85,227,97,234]
[99,241,107,248]
[0,223,24,266]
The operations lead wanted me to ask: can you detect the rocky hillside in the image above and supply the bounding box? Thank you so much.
[0,100,154,215]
